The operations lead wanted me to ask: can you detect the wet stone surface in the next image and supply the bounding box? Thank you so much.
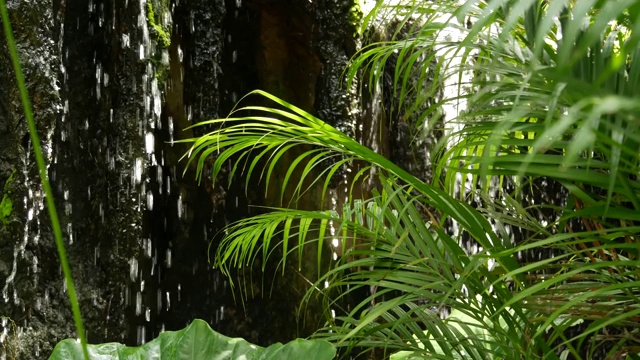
[1,0,364,357]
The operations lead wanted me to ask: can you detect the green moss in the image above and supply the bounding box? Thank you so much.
[349,0,364,36]
[145,1,171,88]
[146,2,170,49]
[0,317,18,359]
[0,170,16,225]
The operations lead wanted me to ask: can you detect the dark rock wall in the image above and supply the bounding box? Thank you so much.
[1,0,73,358]
[0,0,362,358]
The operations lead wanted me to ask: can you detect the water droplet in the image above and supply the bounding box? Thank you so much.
[121,33,130,48]
[165,249,172,268]
[168,116,174,143]
[156,289,162,314]
[135,291,142,316]
[67,223,73,244]
[137,325,146,345]
[144,238,152,258]
[129,257,138,282]
[95,63,102,100]
[145,132,155,154]
[133,158,143,184]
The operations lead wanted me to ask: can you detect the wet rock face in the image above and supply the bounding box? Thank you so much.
[1,0,362,356]
[56,0,156,346]
[313,0,360,134]
[256,0,321,111]
[1,0,75,358]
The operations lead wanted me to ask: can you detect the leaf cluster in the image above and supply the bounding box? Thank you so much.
[49,319,336,360]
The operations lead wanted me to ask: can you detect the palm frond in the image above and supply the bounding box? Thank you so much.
[181,90,504,257]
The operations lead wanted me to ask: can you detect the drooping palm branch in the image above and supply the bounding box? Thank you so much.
[181,90,532,357]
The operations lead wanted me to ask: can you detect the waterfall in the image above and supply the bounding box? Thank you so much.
[0,0,364,357]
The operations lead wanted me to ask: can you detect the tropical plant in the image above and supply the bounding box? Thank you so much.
[389,304,517,360]
[49,319,336,360]
[434,1,640,357]
[0,170,16,225]
[185,0,640,359]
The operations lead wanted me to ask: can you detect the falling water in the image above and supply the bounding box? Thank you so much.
[0,0,66,357]
[2,143,45,306]
[0,0,370,357]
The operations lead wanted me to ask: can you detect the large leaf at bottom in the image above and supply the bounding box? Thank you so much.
[49,319,336,360]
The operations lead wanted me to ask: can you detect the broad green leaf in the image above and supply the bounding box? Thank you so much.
[49,319,336,360]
